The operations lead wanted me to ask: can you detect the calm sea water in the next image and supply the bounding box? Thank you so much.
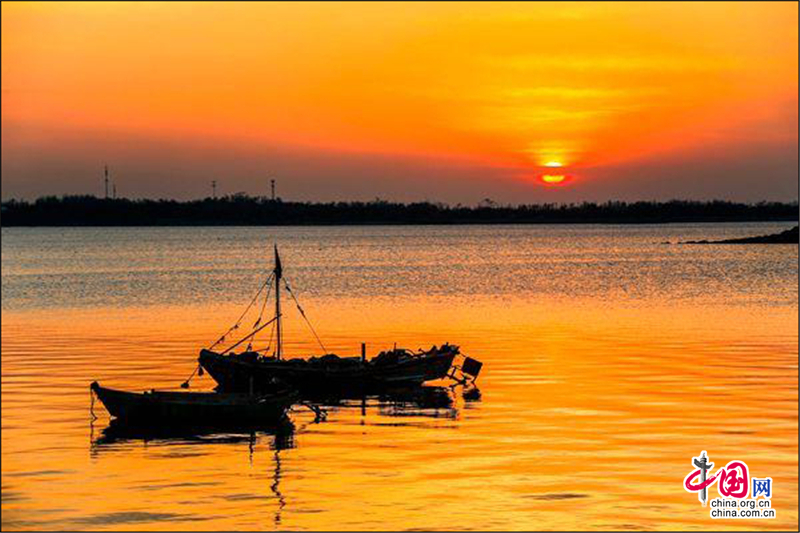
[2,223,797,530]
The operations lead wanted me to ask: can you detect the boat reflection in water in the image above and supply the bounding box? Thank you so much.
[91,417,294,526]
[374,383,481,419]
[89,383,480,527]
[304,383,481,420]
[91,417,296,449]
[91,383,480,448]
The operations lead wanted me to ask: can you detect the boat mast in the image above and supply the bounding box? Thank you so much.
[274,245,283,360]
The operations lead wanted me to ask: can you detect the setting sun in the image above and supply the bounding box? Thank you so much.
[1,2,796,202]
[0,2,798,532]
[541,174,567,185]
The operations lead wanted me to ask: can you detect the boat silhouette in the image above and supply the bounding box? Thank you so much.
[90,380,297,425]
[198,246,478,395]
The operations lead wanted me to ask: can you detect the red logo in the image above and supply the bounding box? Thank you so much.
[684,451,749,505]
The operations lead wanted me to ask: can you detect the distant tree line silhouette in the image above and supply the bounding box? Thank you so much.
[1,195,797,226]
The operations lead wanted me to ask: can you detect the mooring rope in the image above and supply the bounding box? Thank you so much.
[180,363,202,388]
[89,386,98,421]
[298,401,327,422]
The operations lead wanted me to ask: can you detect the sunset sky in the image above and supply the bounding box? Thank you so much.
[2,2,797,203]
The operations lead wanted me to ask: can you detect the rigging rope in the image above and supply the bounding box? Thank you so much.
[283,277,328,355]
[266,316,277,354]
[254,272,275,328]
[221,315,280,355]
[250,314,278,354]
[209,271,275,349]
[248,273,276,350]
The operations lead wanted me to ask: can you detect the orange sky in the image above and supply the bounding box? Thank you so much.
[2,2,797,202]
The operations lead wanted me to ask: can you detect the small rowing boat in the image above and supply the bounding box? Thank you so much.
[90,381,297,424]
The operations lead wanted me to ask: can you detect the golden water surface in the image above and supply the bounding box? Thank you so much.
[2,224,797,530]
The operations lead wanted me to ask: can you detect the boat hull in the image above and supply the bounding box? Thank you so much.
[90,382,296,424]
[198,348,457,396]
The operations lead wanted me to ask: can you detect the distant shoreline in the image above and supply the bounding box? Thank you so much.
[3,220,799,229]
[1,196,797,227]
[679,225,798,244]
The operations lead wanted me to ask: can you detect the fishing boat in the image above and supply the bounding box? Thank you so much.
[198,246,481,395]
[90,381,297,424]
